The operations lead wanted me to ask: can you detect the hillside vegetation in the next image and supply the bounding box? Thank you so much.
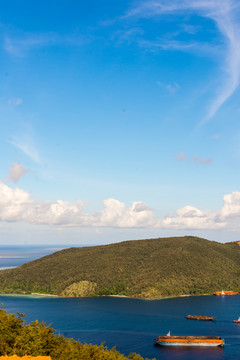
[0,236,240,298]
[0,307,154,360]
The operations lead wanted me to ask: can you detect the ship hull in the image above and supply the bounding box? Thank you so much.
[185,315,214,321]
[155,340,223,347]
[214,291,238,296]
[154,336,224,347]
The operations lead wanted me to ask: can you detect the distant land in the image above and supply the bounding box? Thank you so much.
[0,236,240,299]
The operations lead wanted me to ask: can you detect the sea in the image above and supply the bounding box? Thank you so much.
[0,247,240,360]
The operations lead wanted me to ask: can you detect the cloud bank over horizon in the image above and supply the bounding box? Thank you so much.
[1,181,240,232]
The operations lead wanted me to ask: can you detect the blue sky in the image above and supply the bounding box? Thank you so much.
[1,0,240,245]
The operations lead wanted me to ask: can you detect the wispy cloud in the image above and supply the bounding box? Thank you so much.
[6,162,29,183]
[4,32,85,57]
[8,98,22,106]
[5,33,56,57]
[175,151,186,160]
[124,0,240,120]
[157,81,180,94]
[175,152,212,164]
[9,137,41,164]
[193,156,212,164]
[210,133,221,139]
[139,38,216,57]
[181,24,201,35]
[166,82,180,94]
[0,97,23,108]
[112,27,144,45]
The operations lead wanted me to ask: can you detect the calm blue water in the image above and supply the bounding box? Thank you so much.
[0,246,66,269]
[0,295,240,360]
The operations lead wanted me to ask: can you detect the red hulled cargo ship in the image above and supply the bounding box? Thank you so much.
[154,335,224,347]
[213,290,238,296]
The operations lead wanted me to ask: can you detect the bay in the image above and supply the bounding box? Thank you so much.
[0,294,240,360]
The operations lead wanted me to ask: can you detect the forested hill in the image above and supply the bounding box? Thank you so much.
[0,236,240,298]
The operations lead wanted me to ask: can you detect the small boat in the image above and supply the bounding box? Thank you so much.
[154,332,224,347]
[213,290,239,296]
[186,315,214,321]
[233,316,240,323]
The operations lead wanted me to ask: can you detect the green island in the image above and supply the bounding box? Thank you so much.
[0,236,240,298]
[0,307,154,359]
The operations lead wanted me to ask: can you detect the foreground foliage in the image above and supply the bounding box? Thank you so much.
[0,308,154,360]
[0,356,51,359]
[0,236,240,298]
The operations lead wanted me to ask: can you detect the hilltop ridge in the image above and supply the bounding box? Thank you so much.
[0,236,240,298]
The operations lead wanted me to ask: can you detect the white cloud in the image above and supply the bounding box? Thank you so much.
[219,191,240,220]
[125,0,240,120]
[161,205,222,230]
[27,200,87,226]
[93,199,155,227]
[1,182,240,231]
[0,182,33,222]
[7,162,29,183]
[0,183,155,228]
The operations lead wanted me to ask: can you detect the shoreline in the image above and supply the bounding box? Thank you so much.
[0,292,212,300]
[0,293,59,298]
[31,292,59,297]
[106,293,212,300]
